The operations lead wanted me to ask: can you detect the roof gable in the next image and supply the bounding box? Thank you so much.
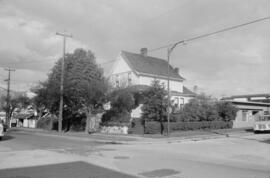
[121,51,184,81]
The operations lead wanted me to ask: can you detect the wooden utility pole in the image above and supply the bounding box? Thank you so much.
[4,67,15,128]
[56,32,72,132]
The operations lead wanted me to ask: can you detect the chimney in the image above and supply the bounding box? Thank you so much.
[140,48,148,57]
[174,67,179,74]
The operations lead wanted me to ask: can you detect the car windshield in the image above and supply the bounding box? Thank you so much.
[257,115,270,121]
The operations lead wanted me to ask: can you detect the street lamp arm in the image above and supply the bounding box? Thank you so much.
[168,40,185,54]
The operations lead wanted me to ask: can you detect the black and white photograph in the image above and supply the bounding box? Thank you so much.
[0,0,269,178]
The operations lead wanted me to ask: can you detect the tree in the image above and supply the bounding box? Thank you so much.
[0,94,31,127]
[101,88,136,125]
[177,94,219,122]
[110,89,135,113]
[141,80,168,134]
[216,101,238,122]
[33,48,108,132]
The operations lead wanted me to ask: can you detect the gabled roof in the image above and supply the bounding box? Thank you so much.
[171,86,196,97]
[121,51,185,81]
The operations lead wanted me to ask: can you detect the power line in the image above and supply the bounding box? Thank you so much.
[0,86,16,93]
[149,16,270,52]
[0,58,56,66]
[98,59,117,66]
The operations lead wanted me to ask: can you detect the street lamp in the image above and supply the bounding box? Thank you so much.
[167,41,185,136]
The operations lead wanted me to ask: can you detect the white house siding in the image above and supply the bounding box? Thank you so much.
[232,104,269,128]
[110,57,140,88]
[23,119,29,128]
[28,119,36,128]
[131,104,143,118]
[171,96,193,106]
[111,56,131,74]
[139,76,183,93]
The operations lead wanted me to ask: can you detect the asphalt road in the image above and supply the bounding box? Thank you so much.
[0,161,137,178]
[0,130,270,178]
[0,131,136,178]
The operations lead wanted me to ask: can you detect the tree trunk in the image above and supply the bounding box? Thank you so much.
[37,112,42,128]
[85,110,91,134]
[50,115,53,130]
[160,120,164,135]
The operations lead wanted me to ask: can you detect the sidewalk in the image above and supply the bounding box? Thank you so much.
[8,127,254,145]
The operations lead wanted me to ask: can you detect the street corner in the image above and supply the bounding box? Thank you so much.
[0,149,81,170]
[0,161,139,178]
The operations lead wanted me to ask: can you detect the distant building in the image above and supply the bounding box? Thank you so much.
[222,94,270,103]
[107,48,195,109]
[222,94,270,128]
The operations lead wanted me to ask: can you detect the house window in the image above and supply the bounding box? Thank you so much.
[174,98,179,108]
[161,82,165,89]
[242,111,247,121]
[180,98,184,109]
[128,72,132,86]
[115,75,119,87]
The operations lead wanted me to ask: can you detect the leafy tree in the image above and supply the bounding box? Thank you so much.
[33,48,108,133]
[110,89,135,113]
[141,80,168,134]
[0,94,31,127]
[101,88,135,125]
[177,94,219,122]
[216,101,238,122]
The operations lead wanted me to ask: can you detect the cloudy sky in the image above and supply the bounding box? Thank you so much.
[0,0,269,97]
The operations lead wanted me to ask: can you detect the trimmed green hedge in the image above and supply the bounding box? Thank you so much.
[144,121,233,134]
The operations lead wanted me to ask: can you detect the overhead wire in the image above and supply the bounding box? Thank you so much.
[149,16,270,52]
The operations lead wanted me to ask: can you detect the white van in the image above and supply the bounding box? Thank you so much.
[254,115,270,133]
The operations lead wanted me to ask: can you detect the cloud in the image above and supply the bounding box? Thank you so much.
[0,0,269,96]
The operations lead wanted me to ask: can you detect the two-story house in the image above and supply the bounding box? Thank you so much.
[108,48,195,109]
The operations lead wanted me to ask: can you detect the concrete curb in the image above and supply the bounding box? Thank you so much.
[8,127,254,145]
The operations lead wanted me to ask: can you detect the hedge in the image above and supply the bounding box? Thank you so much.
[144,121,233,134]
[37,116,58,130]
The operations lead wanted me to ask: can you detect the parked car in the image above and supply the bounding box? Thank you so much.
[254,115,270,133]
[0,122,4,140]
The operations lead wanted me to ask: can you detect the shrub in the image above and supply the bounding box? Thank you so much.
[216,101,238,122]
[144,121,233,134]
[37,116,58,130]
[101,110,130,126]
[173,95,238,123]
[175,94,219,122]
[144,121,161,134]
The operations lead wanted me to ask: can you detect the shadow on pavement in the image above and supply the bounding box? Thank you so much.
[1,135,14,142]
[244,128,254,133]
[0,161,138,178]
[261,139,270,144]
